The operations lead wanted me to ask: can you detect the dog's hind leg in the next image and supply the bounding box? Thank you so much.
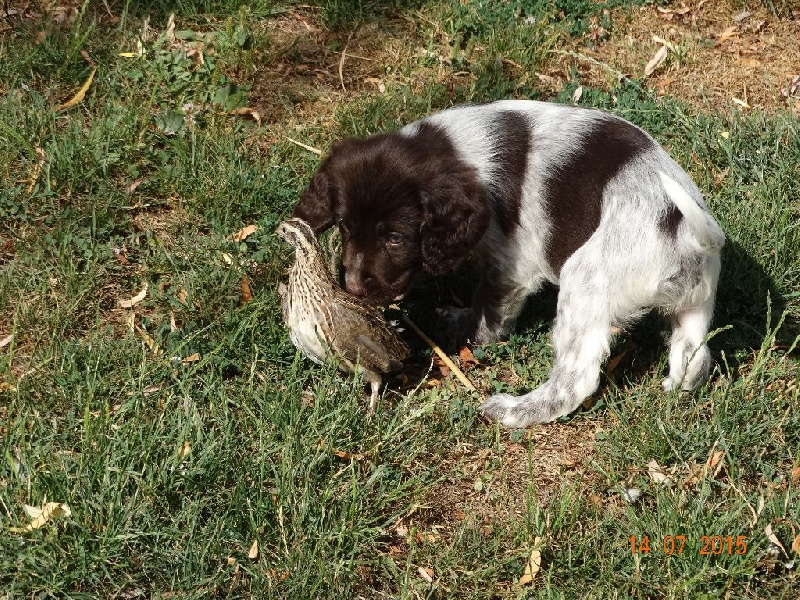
[479,251,625,427]
[662,256,721,391]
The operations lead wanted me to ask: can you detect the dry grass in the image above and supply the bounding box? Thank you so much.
[554,0,800,113]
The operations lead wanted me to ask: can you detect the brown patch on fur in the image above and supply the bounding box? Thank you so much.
[543,115,652,274]
[487,111,531,235]
[658,204,683,238]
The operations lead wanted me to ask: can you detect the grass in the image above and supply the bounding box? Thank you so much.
[1,0,799,598]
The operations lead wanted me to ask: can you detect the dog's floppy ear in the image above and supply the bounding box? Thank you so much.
[419,172,489,275]
[292,169,336,233]
[292,156,340,233]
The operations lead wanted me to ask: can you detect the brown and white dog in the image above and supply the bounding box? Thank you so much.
[292,100,725,427]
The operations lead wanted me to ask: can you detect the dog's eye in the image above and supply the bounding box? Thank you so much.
[386,232,404,246]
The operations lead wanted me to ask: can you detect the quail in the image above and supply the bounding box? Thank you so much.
[276,218,409,412]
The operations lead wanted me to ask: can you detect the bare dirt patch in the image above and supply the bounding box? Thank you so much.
[408,417,606,538]
[251,8,422,132]
[556,0,800,113]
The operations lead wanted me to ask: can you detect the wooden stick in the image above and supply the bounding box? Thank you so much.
[399,312,476,391]
[286,137,322,156]
[338,45,347,92]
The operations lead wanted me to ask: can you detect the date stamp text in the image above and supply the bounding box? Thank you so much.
[629,535,747,556]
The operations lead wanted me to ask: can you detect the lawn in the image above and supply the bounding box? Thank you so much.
[1,0,799,598]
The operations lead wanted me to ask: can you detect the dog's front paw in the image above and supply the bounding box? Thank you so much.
[479,393,551,428]
[479,393,524,427]
[661,376,678,392]
[480,384,571,428]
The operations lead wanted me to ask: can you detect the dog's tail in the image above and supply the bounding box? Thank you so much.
[659,171,725,251]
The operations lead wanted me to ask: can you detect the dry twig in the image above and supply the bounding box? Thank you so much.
[397,311,476,391]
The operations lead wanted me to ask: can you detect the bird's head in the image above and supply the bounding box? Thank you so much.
[276,218,317,256]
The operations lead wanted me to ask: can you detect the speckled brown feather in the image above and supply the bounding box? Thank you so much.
[277,218,409,410]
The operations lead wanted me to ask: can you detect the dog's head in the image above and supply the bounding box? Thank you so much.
[292,125,489,305]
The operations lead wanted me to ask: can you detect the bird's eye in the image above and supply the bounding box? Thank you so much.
[386,232,403,246]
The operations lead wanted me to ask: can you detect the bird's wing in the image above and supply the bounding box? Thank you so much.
[330,302,408,373]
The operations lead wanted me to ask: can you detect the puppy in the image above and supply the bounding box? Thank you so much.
[292,100,725,427]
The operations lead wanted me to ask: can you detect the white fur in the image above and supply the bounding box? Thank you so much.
[405,101,725,427]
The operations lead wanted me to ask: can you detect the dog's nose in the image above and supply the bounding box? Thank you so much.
[344,274,367,297]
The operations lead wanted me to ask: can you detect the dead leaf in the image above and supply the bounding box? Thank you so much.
[732,97,751,109]
[458,346,479,368]
[518,537,543,585]
[644,46,668,78]
[10,502,71,532]
[605,347,630,376]
[706,450,724,470]
[126,178,144,194]
[119,283,148,308]
[417,566,434,583]
[651,35,676,53]
[587,493,604,508]
[571,85,583,104]
[113,248,130,265]
[55,66,97,111]
[165,13,176,45]
[0,334,12,349]
[433,354,451,378]
[765,523,789,557]
[791,466,800,485]
[178,440,191,459]
[733,10,752,23]
[231,224,258,242]
[332,449,366,461]
[704,448,726,480]
[647,459,670,485]
[182,353,200,364]
[134,323,161,355]
[230,107,261,124]
[266,569,289,582]
[26,146,46,194]
[621,487,641,503]
[715,26,738,46]
[248,539,259,559]
[792,534,800,556]
[739,57,762,68]
[657,6,692,16]
[535,72,560,85]
[240,275,253,304]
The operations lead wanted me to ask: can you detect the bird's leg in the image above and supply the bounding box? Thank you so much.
[366,376,382,416]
